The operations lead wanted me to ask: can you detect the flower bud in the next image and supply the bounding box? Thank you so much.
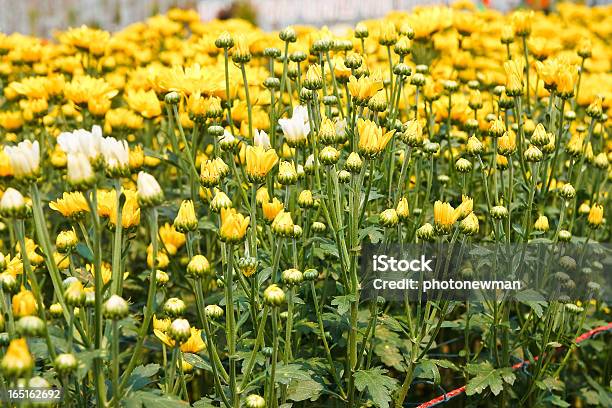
[165,91,180,105]
[281,268,303,286]
[156,270,169,287]
[174,200,198,233]
[169,318,191,343]
[54,353,78,376]
[593,153,608,170]
[56,229,78,253]
[303,269,319,281]
[455,158,472,173]
[64,281,85,307]
[344,152,363,173]
[187,255,211,278]
[558,229,572,242]
[411,73,426,86]
[1,339,33,378]
[0,274,17,294]
[396,198,410,221]
[466,136,483,156]
[298,190,315,208]
[558,184,576,200]
[238,256,258,277]
[338,170,351,184]
[245,394,266,408]
[524,145,543,162]
[0,188,28,218]
[277,161,298,185]
[534,215,549,232]
[263,284,286,306]
[279,26,297,42]
[164,298,186,318]
[379,209,399,227]
[205,304,224,319]
[103,295,129,320]
[215,32,234,49]
[312,221,326,233]
[16,316,45,337]
[416,223,435,242]
[587,204,604,229]
[459,212,479,235]
[304,65,323,90]
[423,142,440,155]
[355,23,369,38]
[210,190,232,213]
[319,146,340,165]
[137,171,163,207]
[272,211,294,237]
[49,303,63,318]
[491,205,508,219]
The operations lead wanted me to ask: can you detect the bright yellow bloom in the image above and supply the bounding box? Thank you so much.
[262,198,284,222]
[12,289,37,317]
[588,204,603,228]
[174,200,198,232]
[49,192,90,219]
[245,145,279,183]
[454,195,473,220]
[155,327,206,353]
[434,201,458,234]
[60,26,110,55]
[348,74,384,103]
[219,208,250,243]
[504,59,524,95]
[1,338,33,377]
[125,89,162,118]
[357,118,395,158]
[159,223,186,255]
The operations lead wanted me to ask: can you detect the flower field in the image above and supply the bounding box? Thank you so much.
[0,2,611,407]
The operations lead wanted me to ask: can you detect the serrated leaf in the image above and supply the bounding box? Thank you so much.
[183,353,213,372]
[274,363,312,385]
[466,366,503,396]
[354,367,398,408]
[286,378,324,402]
[122,390,190,408]
[331,295,356,316]
[126,364,160,391]
[414,360,441,384]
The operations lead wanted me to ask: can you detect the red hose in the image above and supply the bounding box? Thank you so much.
[416,322,612,408]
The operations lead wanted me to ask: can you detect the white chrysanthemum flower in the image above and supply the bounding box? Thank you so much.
[137,171,163,206]
[278,105,310,147]
[66,152,95,187]
[5,140,40,179]
[0,187,26,214]
[101,137,129,174]
[253,129,271,150]
[57,125,103,162]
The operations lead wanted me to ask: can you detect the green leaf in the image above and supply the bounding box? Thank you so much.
[126,364,160,391]
[76,242,93,262]
[354,367,398,408]
[543,394,570,407]
[286,378,324,402]
[514,289,547,318]
[466,364,503,396]
[331,295,356,316]
[122,390,190,408]
[274,363,312,385]
[414,360,441,384]
[183,353,213,372]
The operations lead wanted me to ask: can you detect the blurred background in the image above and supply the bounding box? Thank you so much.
[0,0,609,36]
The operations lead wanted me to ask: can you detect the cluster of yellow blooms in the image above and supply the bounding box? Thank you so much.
[0,2,609,407]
